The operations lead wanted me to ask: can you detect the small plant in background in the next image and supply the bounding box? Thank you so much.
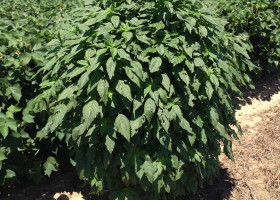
[26,0,255,199]
[216,0,280,75]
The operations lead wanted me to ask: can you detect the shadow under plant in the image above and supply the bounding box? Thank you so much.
[0,164,235,200]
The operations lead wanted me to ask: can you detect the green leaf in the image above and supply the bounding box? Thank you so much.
[83,100,100,128]
[233,43,250,59]
[7,85,22,102]
[179,118,196,145]
[199,26,208,37]
[114,114,131,142]
[194,57,204,66]
[50,104,68,133]
[201,129,207,145]
[209,107,231,140]
[156,44,165,55]
[0,151,7,161]
[106,57,116,80]
[67,67,86,79]
[171,55,185,66]
[19,53,32,65]
[150,57,162,73]
[136,34,150,45]
[205,81,214,100]
[125,66,141,87]
[122,32,133,42]
[116,80,133,108]
[161,74,171,92]
[0,119,9,138]
[97,79,109,105]
[5,169,16,179]
[31,51,45,62]
[130,115,145,136]
[7,105,21,113]
[58,86,76,101]
[23,114,35,123]
[130,61,144,81]
[141,161,153,182]
[118,49,131,61]
[210,74,219,88]
[43,156,58,177]
[144,98,156,123]
[178,69,189,86]
[0,118,17,138]
[105,135,115,154]
[72,124,86,141]
[78,72,89,89]
[111,16,120,28]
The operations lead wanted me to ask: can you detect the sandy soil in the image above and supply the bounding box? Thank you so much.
[0,73,279,200]
[218,73,280,200]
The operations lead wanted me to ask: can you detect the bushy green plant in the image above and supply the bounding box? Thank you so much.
[0,0,83,185]
[216,0,280,74]
[26,0,256,199]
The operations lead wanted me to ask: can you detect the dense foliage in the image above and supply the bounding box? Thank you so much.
[0,0,278,199]
[216,0,280,74]
[0,0,82,185]
[22,0,256,199]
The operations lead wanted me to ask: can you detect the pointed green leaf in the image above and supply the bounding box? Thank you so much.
[161,74,171,92]
[210,74,219,88]
[178,69,189,86]
[111,16,120,28]
[50,104,68,132]
[105,135,115,154]
[150,57,162,73]
[7,85,22,102]
[23,115,35,123]
[194,57,204,66]
[5,169,16,179]
[58,86,76,101]
[199,26,208,37]
[125,66,141,87]
[205,81,214,100]
[43,156,58,177]
[83,100,99,128]
[106,57,116,80]
[7,105,21,113]
[122,32,133,42]
[116,80,133,108]
[0,151,7,161]
[180,118,196,145]
[156,44,165,55]
[0,118,17,138]
[97,79,109,105]
[118,49,131,61]
[209,107,231,140]
[114,114,131,142]
[144,98,156,123]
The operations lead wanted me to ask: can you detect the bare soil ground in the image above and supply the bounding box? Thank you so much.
[0,72,279,200]
[218,73,280,200]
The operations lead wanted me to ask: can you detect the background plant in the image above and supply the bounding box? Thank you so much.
[26,0,256,199]
[0,0,83,186]
[215,0,280,74]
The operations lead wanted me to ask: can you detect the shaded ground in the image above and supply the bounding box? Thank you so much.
[0,72,279,200]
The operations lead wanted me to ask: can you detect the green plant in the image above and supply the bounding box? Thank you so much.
[0,0,82,186]
[27,0,255,199]
[216,0,280,74]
